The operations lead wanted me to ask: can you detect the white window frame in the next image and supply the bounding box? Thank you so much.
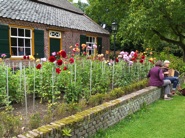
[86,36,96,55]
[10,27,32,58]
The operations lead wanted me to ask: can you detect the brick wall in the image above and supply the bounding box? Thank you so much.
[17,86,161,138]
[0,17,110,58]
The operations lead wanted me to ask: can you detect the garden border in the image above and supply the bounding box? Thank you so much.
[17,86,161,138]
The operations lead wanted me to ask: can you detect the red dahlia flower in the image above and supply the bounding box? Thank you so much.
[57,59,63,66]
[140,59,144,63]
[141,55,145,59]
[23,55,26,59]
[134,52,138,58]
[63,66,67,70]
[115,58,119,62]
[49,56,56,62]
[60,50,67,58]
[56,68,61,74]
[36,64,42,69]
[69,57,74,64]
[27,56,29,60]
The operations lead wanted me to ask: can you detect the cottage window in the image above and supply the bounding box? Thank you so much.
[10,27,32,56]
[49,31,61,38]
[86,36,96,55]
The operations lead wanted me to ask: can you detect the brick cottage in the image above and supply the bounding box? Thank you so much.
[0,0,110,60]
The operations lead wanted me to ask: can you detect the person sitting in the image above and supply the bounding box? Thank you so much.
[19,47,24,55]
[147,60,172,100]
[162,60,180,95]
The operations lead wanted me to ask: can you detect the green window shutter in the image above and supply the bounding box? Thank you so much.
[80,35,86,55]
[34,29,44,58]
[97,37,102,54]
[0,24,10,58]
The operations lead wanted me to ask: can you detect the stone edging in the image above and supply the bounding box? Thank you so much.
[17,86,161,138]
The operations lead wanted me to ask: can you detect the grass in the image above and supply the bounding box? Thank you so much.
[93,95,185,138]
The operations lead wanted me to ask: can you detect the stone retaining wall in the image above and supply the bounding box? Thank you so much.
[17,86,161,138]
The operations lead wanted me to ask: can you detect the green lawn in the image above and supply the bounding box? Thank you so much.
[93,96,185,138]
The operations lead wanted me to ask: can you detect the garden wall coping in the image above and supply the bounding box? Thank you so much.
[16,86,161,138]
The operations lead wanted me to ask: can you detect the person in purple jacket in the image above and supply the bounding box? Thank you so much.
[147,60,172,100]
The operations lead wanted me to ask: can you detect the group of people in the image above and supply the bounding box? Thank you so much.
[147,60,180,100]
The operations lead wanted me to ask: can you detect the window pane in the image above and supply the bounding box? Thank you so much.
[86,37,89,42]
[25,39,30,47]
[11,38,17,46]
[90,37,92,42]
[18,29,24,36]
[18,47,24,55]
[25,29,30,37]
[11,28,17,36]
[18,38,24,46]
[25,48,31,55]
[11,47,18,56]
[92,37,95,43]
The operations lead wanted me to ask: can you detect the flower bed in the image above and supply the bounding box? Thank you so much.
[0,47,154,137]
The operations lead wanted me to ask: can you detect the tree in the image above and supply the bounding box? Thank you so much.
[86,0,185,61]
[69,0,89,12]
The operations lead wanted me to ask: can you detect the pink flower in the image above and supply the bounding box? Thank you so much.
[75,43,79,47]
[87,46,92,50]
[129,61,133,66]
[73,48,76,52]
[93,44,97,49]
[1,54,6,58]
[120,51,125,55]
[130,51,135,56]
[83,52,86,56]
[69,57,74,64]
[52,52,56,56]
[71,53,75,57]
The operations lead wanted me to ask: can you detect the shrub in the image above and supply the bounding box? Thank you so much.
[29,112,41,129]
[109,88,125,100]
[0,106,22,137]
[88,93,105,106]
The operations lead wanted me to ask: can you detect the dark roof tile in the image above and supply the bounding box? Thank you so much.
[0,0,109,34]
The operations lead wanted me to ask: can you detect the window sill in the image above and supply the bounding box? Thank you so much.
[10,56,32,60]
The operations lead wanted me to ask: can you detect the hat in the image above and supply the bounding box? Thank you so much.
[164,60,170,64]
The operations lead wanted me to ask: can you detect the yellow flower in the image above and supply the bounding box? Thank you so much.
[146,48,149,51]
[29,55,35,60]
[150,52,153,55]
[36,59,40,63]
[69,46,73,49]
[68,71,71,74]
[149,58,153,61]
